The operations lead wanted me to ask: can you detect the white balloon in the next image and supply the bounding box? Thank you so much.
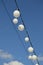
[35,63,39,65]
[28,55,32,60]
[32,55,38,60]
[25,37,29,42]
[18,24,24,31]
[13,10,20,18]
[13,18,18,24]
[28,47,34,52]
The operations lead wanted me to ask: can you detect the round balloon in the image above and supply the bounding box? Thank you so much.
[25,37,29,42]
[28,47,34,52]
[13,18,18,24]
[13,10,20,18]
[18,24,24,31]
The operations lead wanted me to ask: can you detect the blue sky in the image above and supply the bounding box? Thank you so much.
[0,0,43,65]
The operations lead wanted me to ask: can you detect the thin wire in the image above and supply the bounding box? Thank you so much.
[1,0,29,56]
[14,0,40,65]
[14,0,34,47]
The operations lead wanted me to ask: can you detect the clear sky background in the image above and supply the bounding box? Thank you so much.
[0,0,43,65]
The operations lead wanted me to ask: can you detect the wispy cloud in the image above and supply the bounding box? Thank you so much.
[38,56,43,61]
[0,49,13,59]
[3,61,24,65]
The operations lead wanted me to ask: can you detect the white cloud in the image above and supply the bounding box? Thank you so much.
[0,50,24,65]
[0,49,13,59]
[3,61,24,65]
[38,56,43,61]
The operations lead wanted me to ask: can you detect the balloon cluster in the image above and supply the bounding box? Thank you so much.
[13,10,39,65]
[2,0,39,65]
